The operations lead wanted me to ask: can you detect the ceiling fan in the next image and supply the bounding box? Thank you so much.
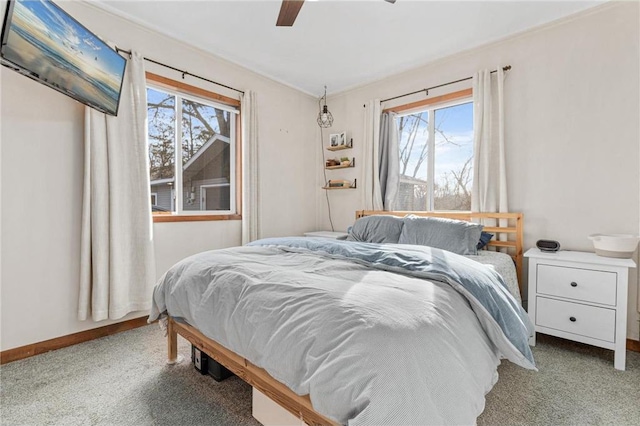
[276,0,396,27]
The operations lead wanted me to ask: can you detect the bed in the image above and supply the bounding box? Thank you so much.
[149,211,533,425]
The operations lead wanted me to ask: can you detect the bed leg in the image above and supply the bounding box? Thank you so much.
[167,318,181,365]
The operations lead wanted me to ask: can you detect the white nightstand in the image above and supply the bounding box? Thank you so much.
[303,231,348,240]
[525,248,636,370]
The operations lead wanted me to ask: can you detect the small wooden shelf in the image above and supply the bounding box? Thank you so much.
[326,145,351,152]
[325,158,355,170]
[322,186,357,190]
[322,179,357,190]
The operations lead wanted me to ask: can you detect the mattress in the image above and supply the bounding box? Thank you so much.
[466,250,521,303]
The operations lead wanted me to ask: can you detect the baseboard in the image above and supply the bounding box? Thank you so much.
[628,339,640,353]
[0,316,150,365]
[1,318,636,365]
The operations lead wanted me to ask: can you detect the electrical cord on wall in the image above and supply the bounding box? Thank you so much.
[319,126,336,232]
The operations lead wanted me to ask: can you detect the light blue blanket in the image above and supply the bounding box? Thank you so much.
[249,237,536,368]
[151,237,537,424]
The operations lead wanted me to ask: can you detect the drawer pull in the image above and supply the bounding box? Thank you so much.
[569,316,577,322]
[570,282,578,287]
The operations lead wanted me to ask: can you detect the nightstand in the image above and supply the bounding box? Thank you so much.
[525,248,636,370]
[303,231,348,240]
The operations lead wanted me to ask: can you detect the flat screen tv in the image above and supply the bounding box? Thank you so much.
[0,0,126,116]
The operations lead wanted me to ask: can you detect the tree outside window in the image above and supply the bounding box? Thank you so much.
[147,85,235,214]
[396,101,473,211]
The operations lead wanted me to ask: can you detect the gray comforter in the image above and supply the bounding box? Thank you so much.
[150,238,535,425]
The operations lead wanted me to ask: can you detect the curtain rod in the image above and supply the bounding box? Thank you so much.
[380,65,511,104]
[116,47,245,95]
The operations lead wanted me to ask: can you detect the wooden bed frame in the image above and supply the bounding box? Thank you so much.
[167,317,338,426]
[167,210,524,426]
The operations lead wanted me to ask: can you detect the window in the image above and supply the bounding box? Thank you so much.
[146,74,240,220]
[200,184,231,210]
[395,98,473,211]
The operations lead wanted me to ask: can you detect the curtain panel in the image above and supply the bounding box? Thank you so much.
[379,111,400,211]
[363,100,384,211]
[471,67,508,245]
[471,68,508,214]
[241,91,259,245]
[78,52,156,321]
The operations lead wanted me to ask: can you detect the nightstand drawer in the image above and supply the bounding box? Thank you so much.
[536,297,615,342]
[537,264,616,306]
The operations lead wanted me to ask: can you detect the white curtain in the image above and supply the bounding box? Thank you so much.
[471,68,508,214]
[363,100,384,211]
[379,111,400,210]
[241,91,259,245]
[78,52,156,321]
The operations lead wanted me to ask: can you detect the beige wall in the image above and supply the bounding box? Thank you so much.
[0,1,318,351]
[1,1,638,351]
[317,2,640,339]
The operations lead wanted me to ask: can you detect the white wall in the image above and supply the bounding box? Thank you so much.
[2,1,638,351]
[317,2,640,339]
[0,1,318,351]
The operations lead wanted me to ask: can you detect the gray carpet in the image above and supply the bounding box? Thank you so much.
[1,325,638,425]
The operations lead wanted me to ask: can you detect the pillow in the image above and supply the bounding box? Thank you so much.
[398,215,483,255]
[477,232,494,250]
[347,215,404,244]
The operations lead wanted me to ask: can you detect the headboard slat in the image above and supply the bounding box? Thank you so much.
[482,226,517,234]
[488,241,517,248]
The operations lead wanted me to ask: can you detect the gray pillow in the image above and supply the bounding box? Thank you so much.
[398,215,483,255]
[347,215,404,244]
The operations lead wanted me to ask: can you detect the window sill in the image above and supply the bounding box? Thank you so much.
[153,214,242,223]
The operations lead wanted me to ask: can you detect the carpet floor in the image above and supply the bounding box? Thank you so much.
[1,324,638,425]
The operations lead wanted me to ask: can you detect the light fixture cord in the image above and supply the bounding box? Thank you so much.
[319,125,335,232]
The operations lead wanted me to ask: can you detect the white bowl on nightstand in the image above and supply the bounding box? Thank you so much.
[588,234,639,259]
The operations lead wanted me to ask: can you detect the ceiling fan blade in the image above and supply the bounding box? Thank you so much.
[276,0,305,27]
[385,0,396,3]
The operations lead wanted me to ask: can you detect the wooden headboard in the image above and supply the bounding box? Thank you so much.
[355,210,524,292]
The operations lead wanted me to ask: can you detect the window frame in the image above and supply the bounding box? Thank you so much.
[392,88,474,212]
[145,72,242,223]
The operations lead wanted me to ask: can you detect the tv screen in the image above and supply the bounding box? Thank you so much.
[0,0,127,116]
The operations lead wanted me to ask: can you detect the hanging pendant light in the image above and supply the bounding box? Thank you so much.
[317,86,333,128]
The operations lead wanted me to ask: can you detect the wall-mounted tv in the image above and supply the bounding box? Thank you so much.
[0,0,127,116]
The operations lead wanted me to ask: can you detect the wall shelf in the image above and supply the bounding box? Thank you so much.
[326,145,351,152]
[322,179,357,190]
[322,186,357,190]
[325,164,352,170]
[325,158,355,170]
[323,138,354,191]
